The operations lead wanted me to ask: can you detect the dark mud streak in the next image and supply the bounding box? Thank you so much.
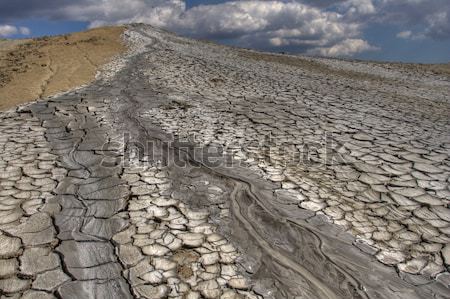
[30,94,133,298]
[229,183,344,299]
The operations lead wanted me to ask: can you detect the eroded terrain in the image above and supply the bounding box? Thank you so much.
[0,24,449,298]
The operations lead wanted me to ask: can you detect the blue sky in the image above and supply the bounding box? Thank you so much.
[1,0,449,63]
[5,20,89,38]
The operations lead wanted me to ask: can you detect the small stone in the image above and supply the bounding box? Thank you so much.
[32,269,70,291]
[185,291,201,299]
[0,276,31,293]
[393,188,425,198]
[414,207,439,220]
[281,181,297,189]
[20,247,60,276]
[146,205,169,218]
[300,201,326,212]
[414,194,443,206]
[0,234,22,258]
[141,270,164,284]
[376,250,406,265]
[398,258,427,274]
[420,262,445,278]
[0,258,17,278]
[135,284,169,299]
[166,237,183,251]
[142,177,167,184]
[359,173,383,185]
[200,252,220,265]
[413,163,443,174]
[152,257,177,271]
[127,259,154,285]
[324,206,344,219]
[183,209,209,220]
[221,265,237,277]
[121,174,140,184]
[431,206,450,221]
[220,251,238,264]
[152,197,178,207]
[397,230,420,242]
[221,290,241,299]
[219,243,236,253]
[204,264,220,275]
[442,244,450,266]
[207,234,224,243]
[22,290,56,299]
[131,185,156,195]
[353,133,373,141]
[178,233,205,247]
[196,279,221,298]
[113,226,136,244]
[142,244,170,256]
[119,244,143,266]
[269,174,285,182]
[228,277,249,289]
[7,212,56,246]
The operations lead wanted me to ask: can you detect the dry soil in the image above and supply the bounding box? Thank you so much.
[0,26,126,110]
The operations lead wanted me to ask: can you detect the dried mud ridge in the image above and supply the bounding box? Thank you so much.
[0,24,449,298]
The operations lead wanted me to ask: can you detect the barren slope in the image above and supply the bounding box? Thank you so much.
[0,26,126,110]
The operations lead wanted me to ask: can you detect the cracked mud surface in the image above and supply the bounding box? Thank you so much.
[0,24,449,298]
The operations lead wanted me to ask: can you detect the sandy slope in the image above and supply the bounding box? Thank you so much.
[0,26,126,110]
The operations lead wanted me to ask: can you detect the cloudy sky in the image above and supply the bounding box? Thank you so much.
[1,0,449,63]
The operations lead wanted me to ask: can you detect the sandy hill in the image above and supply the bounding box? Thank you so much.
[0,26,125,110]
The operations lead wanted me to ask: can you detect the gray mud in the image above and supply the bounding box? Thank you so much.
[0,24,449,298]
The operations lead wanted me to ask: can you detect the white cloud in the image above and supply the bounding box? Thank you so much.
[62,0,185,28]
[0,25,18,37]
[1,0,449,59]
[373,0,450,39]
[1,1,383,57]
[425,11,450,39]
[308,38,378,56]
[19,26,30,35]
[337,0,376,18]
[397,30,412,39]
[396,30,424,40]
[56,0,375,56]
[0,24,31,37]
[172,1,376,55]
[172,2,360,40]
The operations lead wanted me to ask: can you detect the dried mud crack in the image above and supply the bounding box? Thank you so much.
[0,24,450,299]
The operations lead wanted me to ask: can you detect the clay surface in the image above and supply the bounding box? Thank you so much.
[0,24,449,298]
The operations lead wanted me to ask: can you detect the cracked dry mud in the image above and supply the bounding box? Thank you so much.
[1,24,450,298]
